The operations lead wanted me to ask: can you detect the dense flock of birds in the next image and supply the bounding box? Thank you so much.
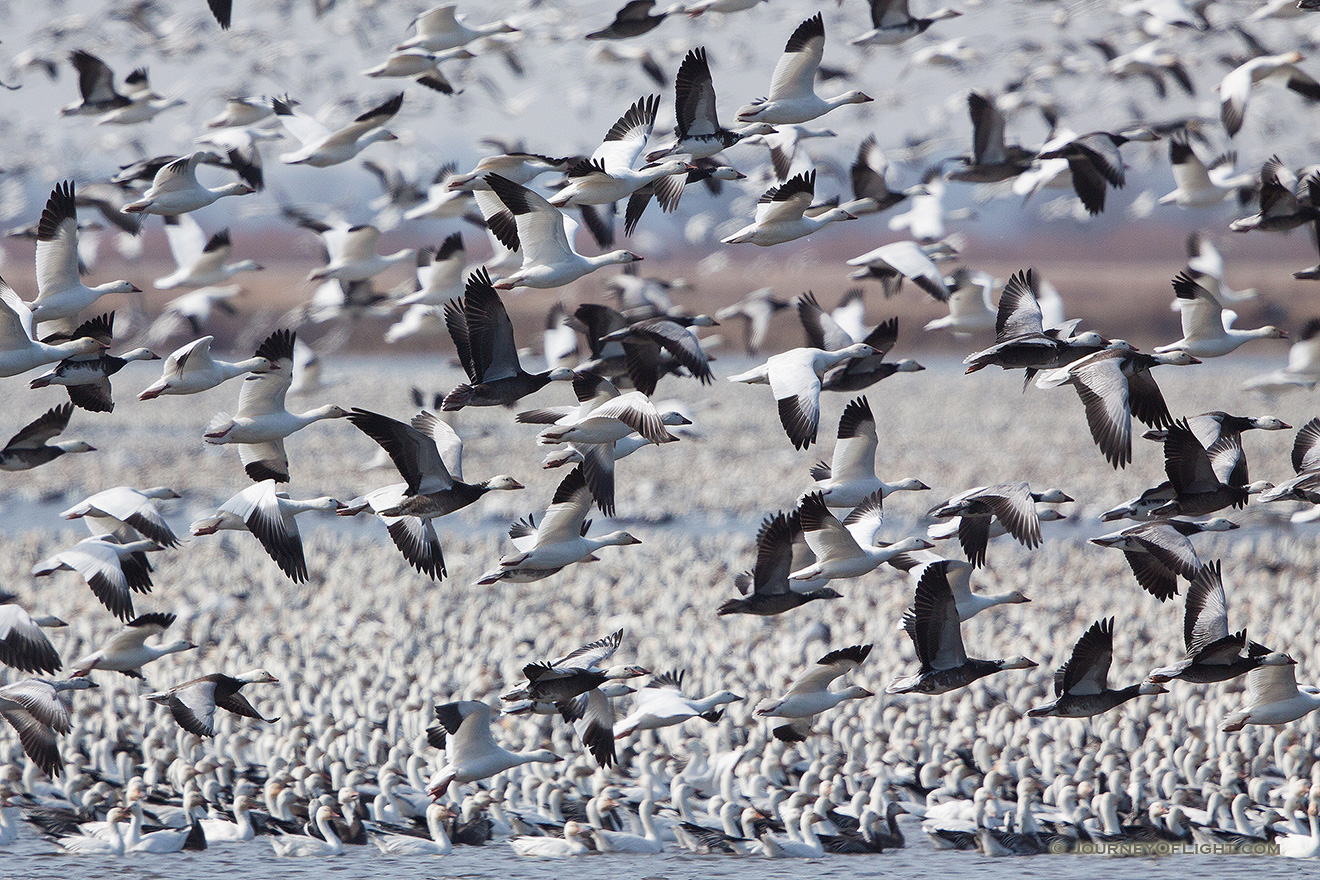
[7,0,1320,868]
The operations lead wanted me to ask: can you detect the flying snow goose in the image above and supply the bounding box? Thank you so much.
[0,286,104,379]
[94,68,184,126]
[32,536,159,620]
[535,383,677,448]
[425,701,559,797]
[28,181,139,322]
[480,173,642,289]
[600,313,717,393]
[929,482,1060,567]
[886,553,1029,621]
[1160,134,1256,207]
[155,218,262,290]
[1155,272,1286,357]
[139,335,272,400]
[946,92,1035,183]
[614,672,742,738]
[586,1,679,39]
[273,93,402,167]
[1150,561,1287,684]
[715,287,787,355]
[59,51,135,116]
[1221,655,1320,732]
[1244,319,1320,392]
[0,403,94,470]
[71,612,195,679]
[800,307,923,392]
[1028,619,1167,717]
[810,397,928,507]
[347,407,523,519]
[754,644,874,742]
[447,153,572,191]
[191,481,339,583]
[718,511,842,615]
[648,48,773,161]
[394,4,518,52]
[887,563,1036,695]
[0,594,63,674]
[722,170,858,245]
[1229,158,1320,232]
[845,241,951,300]
[397,233,467,307]
[0,677,98,776]
[60,485,180,548]
[1091,518,1238,601]
[361,47,473,95]
[736,14,872,125]
[1219,51,1320,137]
[851,0,961,45]
[338,482,446,579]
[502,629,649,709]
[1179,232,1258,306]
[1034,128,1158,215]
[1261,417,1320,503]
[306,223,415,283]
[205,95,275,129]
[144,669,279,737]
[923,269,996,335]
[403,165,480,221]
[204,329,349,482]
[477,467,640,585]
[441,268,573,410]
[29,313,159,412]
[1152,420,1274,517]
[728,341,877,448]
[790,491,933,582]
[963,269,1108,375]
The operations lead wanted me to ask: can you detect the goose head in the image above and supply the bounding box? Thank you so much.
[1196,517,1239,532]
[885,536,937,554]
[118,348,160,363]
[547,367,575,381]
[1067,330,1106,347]
[362,129,398,147]
[601,250,644,266]
[1248,416,1290,430]
[159,639,198,657]
[1036,510,1068,524]
[95,280,143,294]
[217,182,257,198]
[604,664,651,680]
[485,475,524,491]
[996,656,1038,671]
[840,685,875,701]
[1152,351,1201,366]
[832,90,874,107]
[893,478,931,491]
[53,440,95,454]
[56,677,99,692]
[836,342,879,361]
[236,669,279,684]
[709,691,745,706]
[599,531,643,546]
[312,404,350,420]
[1138,681,1168,696]
[1253,326,1288,340]
[1244,480,1274,495]
[1000,590,1031,604]
[1035,488,1073,503]
[141,487,182,500]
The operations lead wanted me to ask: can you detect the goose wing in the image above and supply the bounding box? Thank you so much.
[321,93,402,149]
[70,50,126,108]
[1246,662,1301,706]
[1069,352,1133,468]
[535,467,593,544]
[592,95,658,175]
[1184,560,1230,656]
[1170,135,1214,193]
[0,684,63,775]
[485,174,576,267]
[347,408,454,495]
[797,491,864,563]
[163,678,220,736]
[148,154,203,195]
[385,515,445,579]
[461,267,521,383]
[675,48,718,138]
[872,242,950,301]
[903,563,966,671]
[995,269,1045,340]
[82,488,178,548]
[220,481,307,581]
[748,511,793,596]
[755,170,815,225]
[1218,61,1253,137]
[59,540,139,620]
[566,687,617,766]
[102,612,176,654]
[786,644,871,695]
[35,181,80,298]
[553,628,623,670]
[433,700,501,761]
[1164,420,1220,494]
[1055,618,1113,696]
[796,291,855,351]
[411,411,463,480]
[272,98,331,146]
[841,491,885,547]
[831,397,878,482]
[163,213,208,269]
[238,439,289,484]
[163,336,215,379]
[1292,416,1320,474]
[768,13,824,102]
[5,403,72,451]
[1172,271,1225,341]
[968,92,1007,165]
[872,0,913,28]
[0,281,35,349]
[587,392,675,445]
[0,603,61,674]
[768,350,823,449]
[235,329,295,418]
[975,482,1040,547]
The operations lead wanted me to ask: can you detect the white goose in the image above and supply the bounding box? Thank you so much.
[274,94,402,167]
[811,396,930,507]
[306,223,416,283]
[923,269,996,335]
[1159,134,1256,207]
[592,798,664,853]
[403,166,479,221]
[139,335,272,400]
[425,701,559,798]
[361,47,473,94]
[199,794,255,842]
[887,553,1030,621]
[0,594,63,674]
[613,671,743,738]
[203,329,348,482]
[736,14,872,125]
[394,4,518,52]
[191,480,340,584]
[72,612,194,679]
[60,485,180,547]
[755,645,874,742]
[155,217,262,290]
[396,233,466,306]
[511,820,591,857]
[1222,658,1320,732]
[272,804,344,857]
[789,491,933,582]
[32,536,160,621]
[373,803,454,854]
[0,285,104,377]
[1219,51,1320,137]
[0,676,99,777]
[722,170,858,246]
[52,807,131,854]
[28,181,139,322]
[1155,271,1286,358]
[123,152,255,215]
[759,809,825,857]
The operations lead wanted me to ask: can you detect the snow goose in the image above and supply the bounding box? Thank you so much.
[722,170,858,245]
[361,47,473,95]
[477,467,640,584]
[1220,51,1320,137]
[647,48,773,161]
[394,4,518,52]
[306,223,415,283]
[138,334,272,400]
[1160,134,1256,207]
[923,268,996,335]
[807,311,924,392]
[0,594,63,674]
[1279,791,1320,858]
[886,554,1029,621]
[60,51,135,116]
[205,95,275,129]
[811,397,929,507]
[535,383,677,448]
[52,807,130,854]
[1029,619,1166,717]
[790,491,932,582]
[614,671,742,738]
[1222,657,1320,732]
[142,284,244,343]
[715,287,787,355]
[759,808,826,857]
[586,1,679,39]
[441,268,573,410]
[403,165,480,222]
[1091,518,1237,601]
[61,485,180,547]
[946,92,1035,183]
[122,796,201,853]
[1155,272,1286,357]
[204,329,349,483]
[397,233,466,306]
[337,482,446,579]
[1261,417,1320,503]
[845,241,951,300]
[1180,232,1258,306]
[145,669,278,737]
[851,0,961,45]
[30,314,158,412]
[1034,129,1157,215]
[728,340,878,448]
[964,269,1108,375]
[271,804,343,857]
[1230,158,1320,232]
[155,219,261,290]
[0,677,98,776]
[32,536,159,620]
[95,68,184,126]
[592,797,664,853]
[447,153,572,191]
[190,480,340,583]
[480,173,642,289]
[887,563,1036,695]
[511,820,591,857]
[0,402,94,470]
[200,794,255,842]
[27,182,139,322]
[1152,420,1273,517]
[549,95,693,208]
[755,644,873,742]
[736,14,872,125]
[122,152,255,215]
[373,802,453,854]
[600,313,717,393]
[1034,346,1198,468]
[718,511,842,615]
[273,93,403,167]
[1150,561,1287,684]
[928,482,1048,567]
[72,612,195,680]
[425,701,559,797]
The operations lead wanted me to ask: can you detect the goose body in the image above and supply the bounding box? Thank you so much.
[0,677,98,776]
[1155,272,1286,357]
[722,170,858,246]
[274,94,402,167]
[811,397,929,506]
[156,219,262,290]
[1091,518,1237,601]
[272,805,344,856]
[123,152,255,215]
[718,511,842,615]
[755,644,874,741]
[1029,619,1166,717]
[736,15,872,125]
[373,803,453,854]
[199,796,255,842]
[425,701,559,797]
[72,612,194,678]
[306,223,416,283]
[139,335,271,399]
[190,481,340,583]
[614,672,742,737]
[851,0,961,45]
[32,536,159,620]
[728,342,878,449]
[790,491,933,581]
[0,402,94,470]
[144,669,279,737]
[394,4,517,52]
[29,182,140,322]
[511,820,591,857]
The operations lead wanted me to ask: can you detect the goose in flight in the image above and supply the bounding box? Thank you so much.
[425,700,559,798]
[273,93,403,167]
[191,480,341,583]
[60,485,180,548]
[93,66,184,126]
[963,269,1108,375]
[0,402,94,470]
[613,671,743,738]
[736,14,873,125]
[1229,158,1320,233]
[789,491,933,582]
[60,50,138,116]
[648,48,774,161]
[1091,518,1238,601]
[1155,271,1286,357]
[155,218,262,290]
[922,269,997,336]
[1221,655,1320,732]
[1243,320,1320,393]
[1034,128,1159,215]
[305,222,416,283]
[1152,420,1274,517]
[360,46,472,95]
[887,562,1037,695]
[796,296,925,391]
[32,536,160,620]
[1029,619,1166,717]
[394,4,518,52]
[29,313,159,413]
[845,241,951,300]
[1260,417,1320,504]
[1160,133,1256,207]
[204,329,349,483]
[144,669,279,737]
[0,677,98,776]
[123,152,255,215]
[139,335,272,400]
[715,287,787,355]
[722,170,859,245]
[0,594,63,674]
[928,482,1053,567]
[600,313,717,394]
[28,181,140,322]
[811,397,930,508]
[850,0,961,46]
[718,511,842,615]
[755,644,874,742]
[946,92,1035,183]
[337,482,446,579]
[1219,50,1320,137]
[71,612,195,680]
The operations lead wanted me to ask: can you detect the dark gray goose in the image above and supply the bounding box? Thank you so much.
[848,135,911,214]
[1090,517,1239,601]
[0,593,63,674]
[647,47,772,161]
[714,287,788,356]
[144,670,279,736]
[945,92,1035,183]
[1028,619,1166,718]
[717,511,842,616]
[501,630,649,705]
[1034,128,1159,215]
[963,269,1107,375]
[1142,411,1291,473]
[928,481,1048,567]
[585,1,673,40]
[1152,420,1273,517]
[796,292,923,391]
[1149,561,1287,684]
[886,562,1036,695]
[441,268,573,411]
[29,312,159,412]
[0,402,94,471]
[1260,417,1320,503]
[601,313,718,394]
[1229,158,1320,233]
[0,677,98,776]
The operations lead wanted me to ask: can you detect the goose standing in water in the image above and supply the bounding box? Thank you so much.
[810,397,930,507]
[1155,272,1287,357]
[274,93,402,167]
[123,152,256,215]
[32,535,160,620]
[52,807,131,854]
[850,0,962,46]
[441,268,573,410]
[204,329,349,483]
[1029,619,1166,717]
[0,593,63,674]
[721,170,859,246]
[191,480,341,583]
[0,402,94,470]
[789,491,934,582]
[1091,518,1238,600]
[510,820,592,857]
[591,797,664,853]
[0,676,98,776]
[28,181,140,322]
[728,341,878,448]
[72,612,195,680]
[144,669,279,737]
[60,485,180,548]
[755,644,874,742]
[425,700,560,798]
[887,563,1037,695]
[736,14,872,125]
[139,334,273,400]
[1150,561,1287,683]
[718,511,842,615]
[373,802,454,854]
[271,804,344,856]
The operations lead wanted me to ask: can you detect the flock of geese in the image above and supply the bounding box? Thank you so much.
[5,0,1320,869]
